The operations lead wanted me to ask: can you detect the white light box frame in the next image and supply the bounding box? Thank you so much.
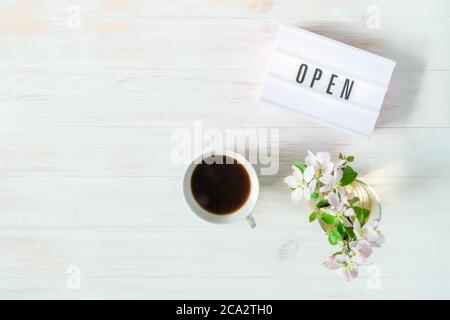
[259,25,396,137]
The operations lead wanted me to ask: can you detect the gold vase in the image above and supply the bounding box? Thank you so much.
[318,179,382,231]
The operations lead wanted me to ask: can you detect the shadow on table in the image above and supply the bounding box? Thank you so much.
[263,23,427,180]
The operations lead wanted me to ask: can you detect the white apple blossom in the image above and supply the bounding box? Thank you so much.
[351,239,373,263]
[324,255,339,270]
[324,190,355,226]
[319,166,343,193]
[338,254,358,281]
[327,190,355,216]
[353,219,385,246]
[285,152,384,281]
[335,159,346,171]
[305,151,334,179]
[338,263,359,281]
[323,252,362,281]
[284,165,317,203]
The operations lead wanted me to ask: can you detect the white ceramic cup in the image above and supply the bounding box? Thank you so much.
[182,150,259,228]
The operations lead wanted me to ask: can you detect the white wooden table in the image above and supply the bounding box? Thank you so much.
[0,0,449,299]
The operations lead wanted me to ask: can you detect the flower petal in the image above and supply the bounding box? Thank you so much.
[291,165,303,180]
[377,232,386,245]
[349,269,358,279]
[305,152,316,167]
[343,218,353,227]
[365,229,385,246]
[351,255,364,264]
[340,267,359,281]
[308,179,317,192]
[325,256,339,270]
[353,239,373,259]
[303,187,311,202]
[363,226,380,242]
[316,152,330,164]
[320,174,334,185]
[284,176,298,189]
[323,208,337,216]
[353,219,361,237]
[327,192,340,209]
[335,159,346,168]
[323,161,334,175]
[334,168,343,181]
[344,207,355,217]
[291,187,303,203]
[303,166,315,182]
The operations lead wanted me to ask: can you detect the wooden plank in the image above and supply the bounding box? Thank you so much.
[1,277,448,299]
[0,227,448,280]
[1,0,449,18]
[0,277,448,299]
[0,127,448,178]
[0,17,448,70]
[0,177,448,228]
[0,69,447,128]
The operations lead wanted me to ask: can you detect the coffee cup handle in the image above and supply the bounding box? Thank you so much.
[245,214,256,228]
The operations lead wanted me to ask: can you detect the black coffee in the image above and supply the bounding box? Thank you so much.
[190,156,251,215]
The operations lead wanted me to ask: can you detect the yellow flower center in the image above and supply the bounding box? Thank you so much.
[314,168,321,179]
[343,260,356,270]
[297,178,307,188]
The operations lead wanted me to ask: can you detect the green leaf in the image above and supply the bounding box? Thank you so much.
[311,192,319,199]
[316,199,329,208]
[340,165,358,186]
[335,220,345,237]
[345,226,356,240]
[294,161,306,173]
[309,211,318,223]
[349,196,360,205]
[327,228,343,245]
[354,206,370,225]
[320,212,336,225]
[339,153,354,162]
